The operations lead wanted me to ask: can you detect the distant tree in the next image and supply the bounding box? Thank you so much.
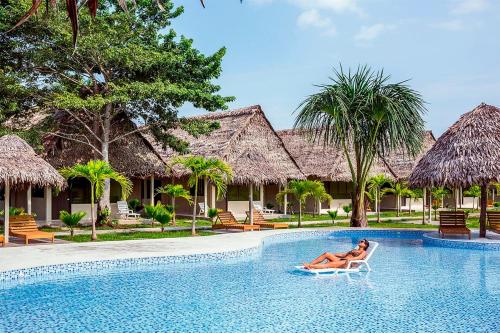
[170,156,232,235]
[156,184,192,226]
[309,181,333,216]
[294,66,425,227]
[383,182,410,217]
[368,174,392,222]
[60,160,132,240]
[276,180,321,228]
[464,185,481,211]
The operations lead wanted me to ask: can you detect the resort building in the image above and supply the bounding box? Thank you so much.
[277,129,437,214]
[148,105,304,217]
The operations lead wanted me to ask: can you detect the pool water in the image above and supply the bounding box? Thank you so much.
[1,233,499,333]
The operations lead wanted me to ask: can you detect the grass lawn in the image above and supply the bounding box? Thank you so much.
[57,230,214,242]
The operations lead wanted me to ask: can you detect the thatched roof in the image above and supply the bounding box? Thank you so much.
[276,129,396,181]
[43,116,167,179]
[381,131,436,180]
[0,135,66,188]
[150,105,305,185]
[409,103,500,188]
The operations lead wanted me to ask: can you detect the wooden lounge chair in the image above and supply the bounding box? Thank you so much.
[212,211,260,232]
[9,215,55,245]
[487,211,500,234]
[245,210,288,229]
[0,234,4,247]
[438,211,471,239]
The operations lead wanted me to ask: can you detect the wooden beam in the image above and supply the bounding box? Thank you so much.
[249,183,254,225]
[4,180,9,244]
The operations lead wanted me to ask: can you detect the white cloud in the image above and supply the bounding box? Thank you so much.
[354,23,395,41]
[432,19,465,31]
[291,0,362,15]
[297,9,337,35]
[452,0,489,15]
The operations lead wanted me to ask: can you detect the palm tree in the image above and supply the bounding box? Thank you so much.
[368,174,392,222]
[430,187,450,218]
[156,184,192,226]
[60,160,132,240]
[309,181,333,216]
[294,66,425,227]
[170,156,232,236]
[464,185,481,211]
[276,180,321,228]
[383,182,410,217]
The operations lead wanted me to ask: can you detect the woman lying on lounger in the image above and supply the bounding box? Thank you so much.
[303,239,370,270]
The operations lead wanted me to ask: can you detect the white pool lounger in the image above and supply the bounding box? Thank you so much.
[295,241,379,275]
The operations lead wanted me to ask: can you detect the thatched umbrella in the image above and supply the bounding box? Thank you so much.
[0,135,66,244]
[409,103,500,237]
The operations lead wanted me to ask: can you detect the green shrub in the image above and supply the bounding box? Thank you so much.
[145,202,172,229]
[494,202,500,208]
[327,210,338,224]
[59,210,86,237]
[128,199,141,212]
[207,208,218,221]
[342,204,352,216]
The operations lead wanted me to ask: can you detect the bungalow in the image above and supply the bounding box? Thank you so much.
[276,129,437,214]
[148,105,304,217]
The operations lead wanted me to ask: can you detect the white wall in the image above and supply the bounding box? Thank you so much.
[228,201,262,217]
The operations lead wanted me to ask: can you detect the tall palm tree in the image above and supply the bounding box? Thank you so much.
[309,181,333,216]
[383,182,410,217]
[368,174,392,222]
[170,156,232,235]
[295,65,425,227]
[60,160,132,240]
[156,184,192,226]
[276,180,322,228]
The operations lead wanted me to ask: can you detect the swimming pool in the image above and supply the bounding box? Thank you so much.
[1,231,499,333]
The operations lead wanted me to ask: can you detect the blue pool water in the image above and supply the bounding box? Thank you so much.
[1,232,499,333]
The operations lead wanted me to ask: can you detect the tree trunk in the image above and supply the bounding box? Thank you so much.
[171,197,176,226]
[479,184,487,238]
[91,184,97,241]
[396,195,400,217]
[298,203,302,228]
[99,103,112,210]
[70,228,74,238]
[350,185,368,227]
[377,188,381,223]
[409,198,412,215]
[192,180,198,236]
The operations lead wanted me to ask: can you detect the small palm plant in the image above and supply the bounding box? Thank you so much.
[156,184,192,226]
[128,199,141,212]
[431,187,450,213]
[155,208,172,232]
[170,156,233,236]
[207,208,218,222]
[327,210,338,224]
[342,204,352,217]
[59,210,86,238]
[276,180,320,228]
[383,182,410,217]
[309,181,333,216]
[60,160,132,241]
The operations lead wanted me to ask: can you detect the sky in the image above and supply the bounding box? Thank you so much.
[172,0,500,137]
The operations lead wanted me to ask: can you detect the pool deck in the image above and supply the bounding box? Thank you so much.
[1,228,498,274]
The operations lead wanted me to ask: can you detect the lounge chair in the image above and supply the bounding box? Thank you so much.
[295,241,380,275]
[254,203,275,214]
[117,201,140,219]
[198,202,206,215]
[487,211,500,234]
[438,211,471,239]
[0,234,4,247]
[244,210,288,229]
[9,215,55,245]
[212,211,261,232]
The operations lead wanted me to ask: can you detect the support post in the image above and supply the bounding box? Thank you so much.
[479,184,488,238]
[428,188,432,224]
[283,184,288,215]
[203,176,208,217]
[374,188,378,214]
[45,186,52,226]
[4,180,10,244]
[150,176,155,206]
[318,199,322,215]
[422,187,426,224]
[210,184,216,209]
[249,183,254,225]
[260,184,264,208]
[459,187,463,208]
[27,184,32,215]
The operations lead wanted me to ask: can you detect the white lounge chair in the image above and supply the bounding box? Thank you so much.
[117,201,140,219]
[198,202,206,215]
[254,203,275,214]
[295,241,379,275]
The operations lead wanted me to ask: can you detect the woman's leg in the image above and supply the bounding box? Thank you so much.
[307,260,347,269]
[308,252,340,265]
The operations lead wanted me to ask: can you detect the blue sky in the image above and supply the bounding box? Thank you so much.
[173,0,500,136]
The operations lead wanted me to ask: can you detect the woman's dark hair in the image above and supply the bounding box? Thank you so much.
[362,239,370,249]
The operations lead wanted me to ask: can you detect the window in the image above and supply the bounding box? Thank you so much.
[70,178,91,204]
[32,187,45,198]
[330,182,352,199]
[227,185,260,201]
